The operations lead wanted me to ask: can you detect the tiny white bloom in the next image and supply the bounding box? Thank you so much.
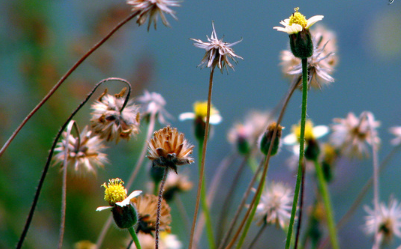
[389,126,401,146]
[364,197,401,244]
[255,182,293,229]
[137,90,172,125]
[330,112,380,158]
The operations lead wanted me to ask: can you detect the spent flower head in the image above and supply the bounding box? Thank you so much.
[255,182,293,229]
[127,0,180,31]
[330,112,380,158]
[137,90,172,125]
[364,197,401,244]
[280,25,338,89]
[90,88,140,143]
[54,124,107,175]
[191,22,243,73]
[131,193,172,234]
[147,126,194,173]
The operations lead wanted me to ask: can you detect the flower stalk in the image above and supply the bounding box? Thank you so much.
[189,67,215,249]
[198,140,216,249]
[313,159,339,249]
[155,167,169,249]
[128,227,142,249]
[285,58,309,249]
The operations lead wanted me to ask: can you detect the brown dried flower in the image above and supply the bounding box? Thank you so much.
[147,126,194,173]
[90,88,140,143]
[131,194,172,234]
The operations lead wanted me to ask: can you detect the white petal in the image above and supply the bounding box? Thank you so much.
[179,112,196,121]
[313,125,329,138]
[306,15,324,29]
[117,190,142,207]
[283,134,297,145]
[127,190,142,200]
[96,206,113,212]
[209,114,222,125]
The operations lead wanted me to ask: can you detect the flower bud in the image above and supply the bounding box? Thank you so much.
[289,29,314,58]
[259,123,283,156]
[305,138,320,161]
[112,204,138,229]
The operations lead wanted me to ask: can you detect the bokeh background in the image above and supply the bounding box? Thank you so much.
[1,0,401,248]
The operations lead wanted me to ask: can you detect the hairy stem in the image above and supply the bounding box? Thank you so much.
[155,168,169,249]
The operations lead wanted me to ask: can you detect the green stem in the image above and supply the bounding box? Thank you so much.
[236,171,266,249]
[189,67,215,249]
[313,160,339,249]
[128,227,142,249]
[198,140,216,249]
[285,58,309,249]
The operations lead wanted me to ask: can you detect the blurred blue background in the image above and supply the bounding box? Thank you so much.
[1,0,401,248]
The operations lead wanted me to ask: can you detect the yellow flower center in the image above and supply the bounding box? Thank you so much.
[102,178,127,205]
[293,120,315,142]
[289,7,307,28]
[193,101,217,118]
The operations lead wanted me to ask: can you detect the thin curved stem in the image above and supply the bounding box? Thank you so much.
[235,168,266,249]
[248,222,267,249]
[197,141,215,249]
[175,195,191,235]
[294,163,306,249]
[189,67,215,249]
[366,112,380,249]
[57,121,76,249]
[194,153,236,246]
[220,77,299,249]
[128,227,142,249]
[313,159,339,249]
[16,77,131,249]
[0,11,139,158]
[96,112,156,248]
[216,156,248,242]
[155,168,169,249]
[285,58,309,249]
